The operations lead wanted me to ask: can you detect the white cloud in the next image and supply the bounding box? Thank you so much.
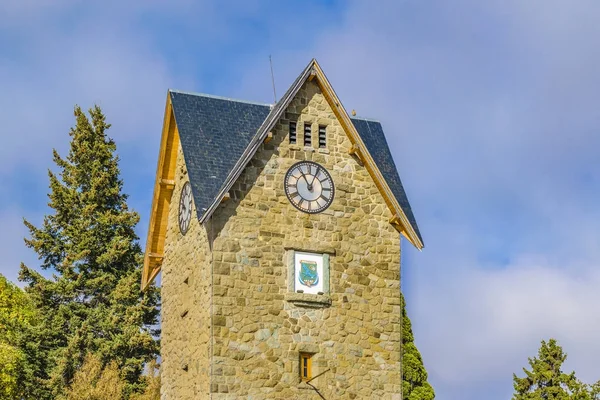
[0,8,183,177]
[414,251,600,385]
[234,0,600,398]
[3,0,600,398]
[0,2,190,283]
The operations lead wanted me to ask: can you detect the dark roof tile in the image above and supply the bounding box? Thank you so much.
[169,91,422,245]
[351,118,423,245]
[169,91,270,219]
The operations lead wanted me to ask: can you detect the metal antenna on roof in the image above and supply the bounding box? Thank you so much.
[269,55,277,104]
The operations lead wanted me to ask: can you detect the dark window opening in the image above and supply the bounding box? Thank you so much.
[289,122,297,144]
[318,125,326,148]
[304,123,312,147]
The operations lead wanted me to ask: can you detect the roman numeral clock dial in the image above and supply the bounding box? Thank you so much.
[284,161,335,214]
[178,182,193,235]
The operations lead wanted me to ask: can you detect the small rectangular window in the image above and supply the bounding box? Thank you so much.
[304,123,312,147]
[318,125,326,148]
[289,122,297,144]
[300,353,312,381]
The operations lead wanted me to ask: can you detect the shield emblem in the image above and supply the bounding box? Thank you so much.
[299,260,319,288]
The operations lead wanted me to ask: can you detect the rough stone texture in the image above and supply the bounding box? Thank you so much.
[161,143,212,399]
[161,80,402,399]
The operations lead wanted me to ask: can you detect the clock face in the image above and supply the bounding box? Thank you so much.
[179,182,193,235]
[284,161,335,214]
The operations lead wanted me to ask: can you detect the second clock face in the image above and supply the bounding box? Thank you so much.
[179,181,193,235]
[284,161,335,214]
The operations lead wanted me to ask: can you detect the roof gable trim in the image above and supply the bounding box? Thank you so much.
[197,59,315,224]
[311,62,423,249]
[141,93,180,290]
[199,59,423,250]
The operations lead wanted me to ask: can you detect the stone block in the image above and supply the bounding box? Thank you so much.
[160,78,403,400]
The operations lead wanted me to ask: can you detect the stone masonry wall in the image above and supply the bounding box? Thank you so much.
[161,143,212,399]
[209,80,402,399]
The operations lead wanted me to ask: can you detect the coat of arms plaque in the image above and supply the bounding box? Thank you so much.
[298,260,319,288]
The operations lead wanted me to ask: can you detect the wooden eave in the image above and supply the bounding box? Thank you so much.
[310,61,424,250]
[141,61,423,290]
[141,93,180,290]
[200,59,423,250]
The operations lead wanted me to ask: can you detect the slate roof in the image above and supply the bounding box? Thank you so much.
[350,118,423,244]
[170,90,422,245]
[170,90,271,217]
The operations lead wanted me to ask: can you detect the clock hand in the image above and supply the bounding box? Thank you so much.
[301,170,309,183]
[299,170,311,189]
[310,167,320,186]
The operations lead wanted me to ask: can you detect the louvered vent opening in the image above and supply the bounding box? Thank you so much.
[304,123,312,147]
[318,125,326,148]
[289,122,297,144]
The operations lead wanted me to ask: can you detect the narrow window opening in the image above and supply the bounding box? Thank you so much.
[318,125,326,148]
[304,123,312,147]
[300,353,312,381]
[289,122,297,144]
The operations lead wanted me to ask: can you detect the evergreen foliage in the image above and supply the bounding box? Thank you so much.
[19,105,160,399]
[513,339,600,399]
[402,293,435,400]
[130,359,161,400]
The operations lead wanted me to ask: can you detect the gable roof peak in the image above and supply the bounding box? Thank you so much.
[143,58,424,289]
[193,58,423,250]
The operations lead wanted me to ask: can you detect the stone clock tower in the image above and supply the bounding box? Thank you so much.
[141,59,424,399]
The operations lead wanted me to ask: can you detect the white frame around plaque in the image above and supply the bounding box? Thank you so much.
[294,251,325,295]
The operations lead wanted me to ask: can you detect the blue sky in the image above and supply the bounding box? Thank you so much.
[2,1,600,398]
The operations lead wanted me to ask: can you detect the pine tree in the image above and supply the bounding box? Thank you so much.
[402,293,435,399]
[19,105,160,399]
[130,360,160,400]
[513,338,596,399]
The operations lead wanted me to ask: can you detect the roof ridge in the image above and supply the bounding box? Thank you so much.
[169,89,272,107]
[174,59,422,249]
[197,59,316,225]
[350,116,380,123]
[168,90,380,122]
